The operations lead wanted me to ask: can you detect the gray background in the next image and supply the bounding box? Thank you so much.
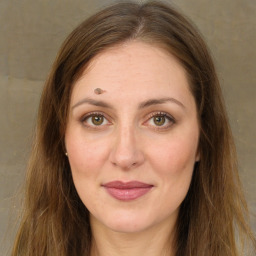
[0,0,255,254]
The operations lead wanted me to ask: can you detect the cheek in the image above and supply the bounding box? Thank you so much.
[66,133,109,178]
[149,135,198,176]
[65,135,110,210]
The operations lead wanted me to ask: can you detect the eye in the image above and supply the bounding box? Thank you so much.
[81,112,110,128]
[145,112,175,129]
[153,116,166,126]
[90,115,104,125]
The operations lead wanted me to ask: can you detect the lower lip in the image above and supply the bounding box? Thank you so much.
[104,187,152,201]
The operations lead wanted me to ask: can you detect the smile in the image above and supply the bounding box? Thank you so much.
[102,181,154,201]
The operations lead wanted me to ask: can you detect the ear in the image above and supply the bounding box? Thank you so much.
[61,138,67,155]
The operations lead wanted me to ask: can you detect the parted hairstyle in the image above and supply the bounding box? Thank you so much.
[12,1,256,255]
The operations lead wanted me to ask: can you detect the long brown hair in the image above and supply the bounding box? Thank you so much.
[12,1,256,255]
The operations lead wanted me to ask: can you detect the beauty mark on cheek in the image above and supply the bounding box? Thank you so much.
[94,88,106,95]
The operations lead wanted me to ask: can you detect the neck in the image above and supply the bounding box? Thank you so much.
[89,215,176,256]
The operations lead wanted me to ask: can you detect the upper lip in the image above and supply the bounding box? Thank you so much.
[102,181,153,189]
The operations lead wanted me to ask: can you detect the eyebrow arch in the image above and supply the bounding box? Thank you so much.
[72,97,185,111]
[72,98,114,110]
[138,97,185,109]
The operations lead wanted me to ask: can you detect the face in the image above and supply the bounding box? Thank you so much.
[65,41,200,234]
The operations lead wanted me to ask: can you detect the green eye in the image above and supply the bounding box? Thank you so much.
[153,116,166,126]
[91,115,104,125]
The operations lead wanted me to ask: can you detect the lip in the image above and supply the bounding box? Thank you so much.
[102,181,153,201]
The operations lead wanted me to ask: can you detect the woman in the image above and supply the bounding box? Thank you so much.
[12,1,256,255]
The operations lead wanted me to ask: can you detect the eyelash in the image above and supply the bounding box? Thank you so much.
[144,112,175,130]
[80,111,175,130]
[80,112,111,129]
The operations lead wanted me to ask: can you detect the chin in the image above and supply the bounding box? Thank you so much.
[92,209,154,234]
[106,220,151,234]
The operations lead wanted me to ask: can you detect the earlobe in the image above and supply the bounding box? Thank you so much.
[62,138,68,157]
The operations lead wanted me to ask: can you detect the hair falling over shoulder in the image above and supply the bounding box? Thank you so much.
[11,1,256,255]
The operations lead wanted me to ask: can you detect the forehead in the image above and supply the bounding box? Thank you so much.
[85,41,185,77]
[71,41,194,108]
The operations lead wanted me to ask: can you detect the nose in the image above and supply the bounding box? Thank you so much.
[109,126,145,170]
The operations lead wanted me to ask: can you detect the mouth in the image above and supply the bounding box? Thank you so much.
[102,181,154,201]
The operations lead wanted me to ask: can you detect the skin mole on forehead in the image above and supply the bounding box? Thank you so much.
[94,88,106,95]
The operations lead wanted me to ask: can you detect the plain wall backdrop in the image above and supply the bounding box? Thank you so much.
[0,0,255,254]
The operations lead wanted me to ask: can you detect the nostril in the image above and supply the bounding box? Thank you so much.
[111,160,137,169]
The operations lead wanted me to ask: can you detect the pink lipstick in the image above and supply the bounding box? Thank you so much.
[102,181,153,201]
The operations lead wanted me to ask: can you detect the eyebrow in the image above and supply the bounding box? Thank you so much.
[72,98,114,110]
[139,97,185,109]
[72,97,185,110]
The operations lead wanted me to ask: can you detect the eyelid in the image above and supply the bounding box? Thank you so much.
[80,111,104,121]
[146,111,175,120]
[79,111,175,130]
[143,111,176,129]
[80,111,112,128]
